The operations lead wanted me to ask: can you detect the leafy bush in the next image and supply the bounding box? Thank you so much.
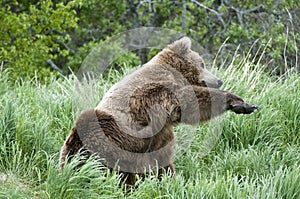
[1,1,299,81]
[0,0,80,82]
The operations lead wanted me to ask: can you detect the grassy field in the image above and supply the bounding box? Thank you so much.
[0,54,299,198]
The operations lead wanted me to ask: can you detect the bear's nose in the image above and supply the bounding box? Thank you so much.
[217,80,223,87]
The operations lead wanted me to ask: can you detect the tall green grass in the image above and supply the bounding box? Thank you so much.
[0,53,299,198]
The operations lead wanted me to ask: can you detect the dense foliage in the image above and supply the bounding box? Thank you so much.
[0,0,299,81]
[0,0,80,81]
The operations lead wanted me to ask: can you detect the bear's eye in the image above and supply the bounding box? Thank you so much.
[201,80,207,87]
[200,63,205,69]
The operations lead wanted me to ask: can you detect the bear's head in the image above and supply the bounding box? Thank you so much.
[168,37,223,88]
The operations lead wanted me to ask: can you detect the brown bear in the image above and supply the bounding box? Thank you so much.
[59,37,258,185]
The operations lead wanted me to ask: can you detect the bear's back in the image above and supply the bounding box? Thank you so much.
[96,52,187,113]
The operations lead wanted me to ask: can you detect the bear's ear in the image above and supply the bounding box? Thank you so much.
[168,37,191,56]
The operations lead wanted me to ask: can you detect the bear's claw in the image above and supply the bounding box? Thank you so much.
[230,103,259,114]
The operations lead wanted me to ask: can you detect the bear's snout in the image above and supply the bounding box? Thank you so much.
[217,80,223,88]
[204,79,223,88]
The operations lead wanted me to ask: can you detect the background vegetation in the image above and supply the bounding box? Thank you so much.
[0,0,299,81]
[0,0,299,198]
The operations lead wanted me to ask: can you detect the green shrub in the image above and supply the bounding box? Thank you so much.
[0,1,80,82]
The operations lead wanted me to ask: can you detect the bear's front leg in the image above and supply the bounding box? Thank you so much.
[158,163,176,178]
[176,86,259,124]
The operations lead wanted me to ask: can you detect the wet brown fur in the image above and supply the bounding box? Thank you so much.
[59,37,258,185]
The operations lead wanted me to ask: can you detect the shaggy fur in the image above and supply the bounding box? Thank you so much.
[59,37,258,185]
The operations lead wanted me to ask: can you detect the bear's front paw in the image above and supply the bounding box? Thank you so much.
[226,93,259,114]
[230,103,259,114]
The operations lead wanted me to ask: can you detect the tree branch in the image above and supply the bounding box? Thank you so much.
[241,4,265,14]
[182,0,187,36]
[46,59,63,73]
[191,0,225,28]
[223,0,265,27]
[57,40,75,54]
